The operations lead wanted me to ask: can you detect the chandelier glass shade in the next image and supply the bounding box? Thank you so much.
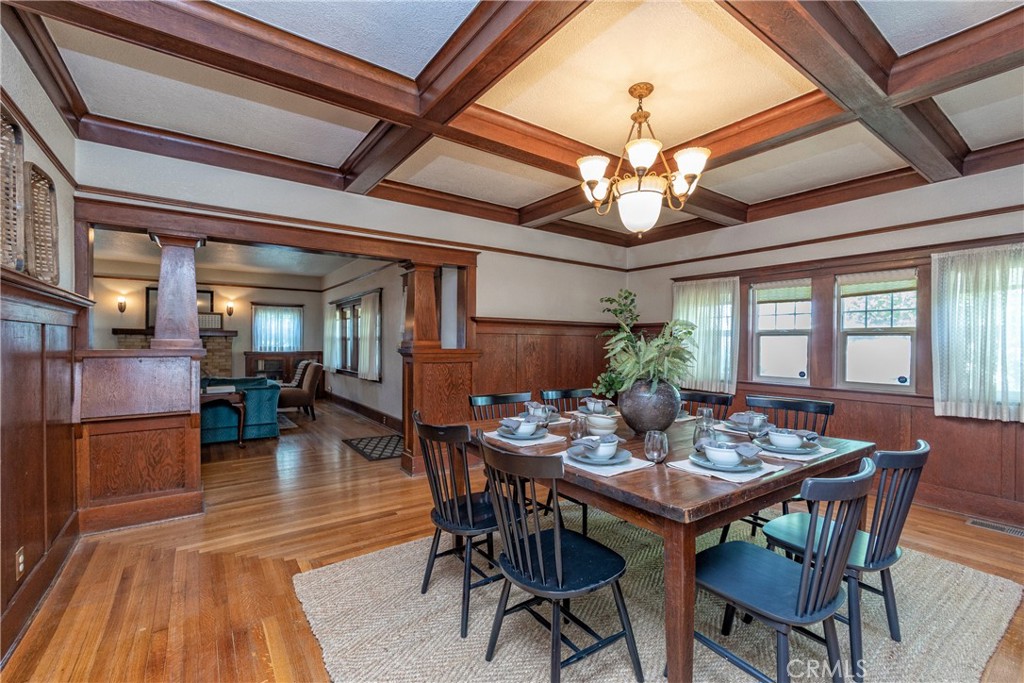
[576,83,710,235]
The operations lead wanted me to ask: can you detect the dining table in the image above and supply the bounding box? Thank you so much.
[469,412,875,683]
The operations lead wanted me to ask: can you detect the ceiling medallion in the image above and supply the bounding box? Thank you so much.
[576,82,710,236]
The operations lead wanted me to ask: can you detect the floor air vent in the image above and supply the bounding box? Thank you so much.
[966,518,1024,538]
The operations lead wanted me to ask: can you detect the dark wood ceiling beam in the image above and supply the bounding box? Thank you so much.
[963,139,1024,176]
[344,1,586,194]
[0,5,86,134]
[720,0,963,182]
[534,220,631,247]
[518,187,587,227]
[747,168,926,223]
[624,219,724,246]
[7,0,421,124]
[887,8,1024,106]
[368,180,519,226]
[78,114,347,190]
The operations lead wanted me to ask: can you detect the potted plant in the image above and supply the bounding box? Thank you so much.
[593,289,696,433]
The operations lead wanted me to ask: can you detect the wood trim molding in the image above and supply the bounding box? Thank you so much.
[369,180,518,225]
[964,139,1024,176]
[625,218,724,246]
[326,392,403,433]
[887,7,1024,106]
[93,273,325,295]
[0,89,76,188]
[533,220,631,247]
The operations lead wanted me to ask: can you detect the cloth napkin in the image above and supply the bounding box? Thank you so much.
[694,440,762,458]
[560,450,654,477]
[571,434,621,450]
[713,423,749,436]
[666,457,783,484]
[761,444,836,462]
[485,430,566,447]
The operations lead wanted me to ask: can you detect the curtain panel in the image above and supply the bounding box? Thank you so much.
[323,304,341,371]
[252,305,302,352]
[672,277,740,393]
[358,291,381,381]
[932,242,1023,422]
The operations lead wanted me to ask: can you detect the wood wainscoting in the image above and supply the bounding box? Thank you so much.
[1,269,92,662]
[731,384,1024,526]
[473,317,609,399]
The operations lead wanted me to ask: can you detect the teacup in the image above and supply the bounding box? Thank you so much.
[592,438,619,459]
[704,441,743,466]
[584,398,607,414]
[528,404,556,417]
[768,428,803,449]
[514,420,538,436]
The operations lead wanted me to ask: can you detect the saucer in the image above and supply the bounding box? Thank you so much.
[496,427,549,441]
[567,446,632,466]
[688,452,763,473]
[752,437,821,456]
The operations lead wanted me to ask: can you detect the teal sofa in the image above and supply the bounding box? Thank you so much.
[200,377,281,445]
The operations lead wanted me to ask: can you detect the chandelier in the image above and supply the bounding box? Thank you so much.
[576,82,710,235]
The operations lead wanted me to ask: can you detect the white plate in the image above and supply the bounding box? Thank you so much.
[566,446,632,466]
[752,437,821,455]
[496,427,549,441]
[688,452,763,472]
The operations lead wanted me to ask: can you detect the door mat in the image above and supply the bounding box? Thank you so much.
[277,414,299,430]
[344,434,404,461]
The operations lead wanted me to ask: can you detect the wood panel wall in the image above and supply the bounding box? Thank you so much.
[1,269,91,661]
[473,318,610,400]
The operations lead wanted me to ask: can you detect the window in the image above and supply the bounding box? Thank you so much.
[330,289,382,381]
[838,269,917,389]
[752,279,812,383]
[252,304,303,352]
[933,243,1023,422]
[672,277,739,393]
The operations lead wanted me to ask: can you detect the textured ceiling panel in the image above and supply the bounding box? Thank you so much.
[94,230,355,276]
[858,0,1020,55]
[389,138,577,207]
[212,0,478,78]
[46,19,377,166]
[700,123,908,204]
[564,207,697,233]
[477,0,814,152]
[934,67,1024,150]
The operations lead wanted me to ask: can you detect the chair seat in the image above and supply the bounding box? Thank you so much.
[762,512,902,572]
[431,491,499,536]
[500,528,626,600]
[696,541,846,626]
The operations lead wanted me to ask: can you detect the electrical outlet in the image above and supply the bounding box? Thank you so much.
[15,546,25,580]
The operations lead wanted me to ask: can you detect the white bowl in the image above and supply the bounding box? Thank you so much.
[704,441,743,466]
[768,429,803,449]
[586,414,617,430]
[587,424,617,437]
[592,440,619,459]
[528,405,555,417]
[515,421,538,435]
[587,401,607,414]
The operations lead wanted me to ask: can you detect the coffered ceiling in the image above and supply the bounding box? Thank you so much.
[2,0,1022,250]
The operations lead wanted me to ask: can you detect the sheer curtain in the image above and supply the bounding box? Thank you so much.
[252,305,302,352]
[672,277,740,393]
[358,291,381,381]
[932,242,1023,422]
[322,304,340,372]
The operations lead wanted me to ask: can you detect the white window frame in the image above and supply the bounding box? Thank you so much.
[752,280,812,386]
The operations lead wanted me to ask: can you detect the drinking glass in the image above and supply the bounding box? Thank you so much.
[746,414,768,440]
[569,414,588,441]
[696,407,714,423]
[644,430,669,463]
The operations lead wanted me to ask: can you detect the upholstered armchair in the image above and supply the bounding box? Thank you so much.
[278,362,324,420]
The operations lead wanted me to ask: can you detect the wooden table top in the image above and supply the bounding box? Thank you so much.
[471,416,875,526]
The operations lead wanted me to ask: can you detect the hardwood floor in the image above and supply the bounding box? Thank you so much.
[3,401,1022,681]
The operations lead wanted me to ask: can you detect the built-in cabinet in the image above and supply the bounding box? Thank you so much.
[1,268,90,659]
[244,350,325,396]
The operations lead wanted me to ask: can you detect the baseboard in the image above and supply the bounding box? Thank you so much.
[327,393,403,433]
[915,483,1024,526]
[1,512,80,663]
[78,490,205,533]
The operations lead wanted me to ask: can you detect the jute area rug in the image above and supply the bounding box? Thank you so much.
[293,510,1022,683]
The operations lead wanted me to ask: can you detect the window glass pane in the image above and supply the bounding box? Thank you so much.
[776,301,796,315]
[843,311,865,329]
[866,293,892,311]
[845,334,912,385]
[843,295,866,312]
[758,335,808,379]
[795,300,811,314]
[794,313,812,329]
[252,305,302,352]
[894,291,917,309]
[893,309,917,327]
[758,315,776,331]
[867,309,892,327]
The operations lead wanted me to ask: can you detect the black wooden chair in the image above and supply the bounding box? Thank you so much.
[414,412,501,638]
[695,458,876,683]
[763,441,930,683]
[477,433,644,683]
[678,389,734,420]
[541,387,593,413]
[719,395,837,543]
[469,392,532,420]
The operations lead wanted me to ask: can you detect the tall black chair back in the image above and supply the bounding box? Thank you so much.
[794,458,876,617]
[469,392,532,420]
[678,389,734,420]
[413,411,500,638]
[863,440,930,569]
[745,395,835,435]
[541,388,592,413]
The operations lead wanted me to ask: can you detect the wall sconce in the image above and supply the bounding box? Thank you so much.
[226,301,234,317]
[117,296,127,314]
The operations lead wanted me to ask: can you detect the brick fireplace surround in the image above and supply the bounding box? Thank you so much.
[114,329,237,377]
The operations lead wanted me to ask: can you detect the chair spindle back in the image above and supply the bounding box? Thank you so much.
[414,411,481,529]
[469,392,532,420]
[541,388,593,413]
[864,440,930,568]
[678,390,734,420]
[745,395,835,435]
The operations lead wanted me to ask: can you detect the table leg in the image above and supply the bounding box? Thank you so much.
[235,400,246,448]
[664,521,697,683]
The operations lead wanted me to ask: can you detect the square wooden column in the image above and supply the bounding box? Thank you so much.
[149,231,206,353]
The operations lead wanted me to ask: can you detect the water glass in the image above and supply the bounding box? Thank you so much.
[569,414,588,441]
[696,407,714,423]
[746,414,768,439]
[644,430,670,464]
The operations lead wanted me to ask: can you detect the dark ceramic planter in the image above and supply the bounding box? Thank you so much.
[617,379,681,435]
